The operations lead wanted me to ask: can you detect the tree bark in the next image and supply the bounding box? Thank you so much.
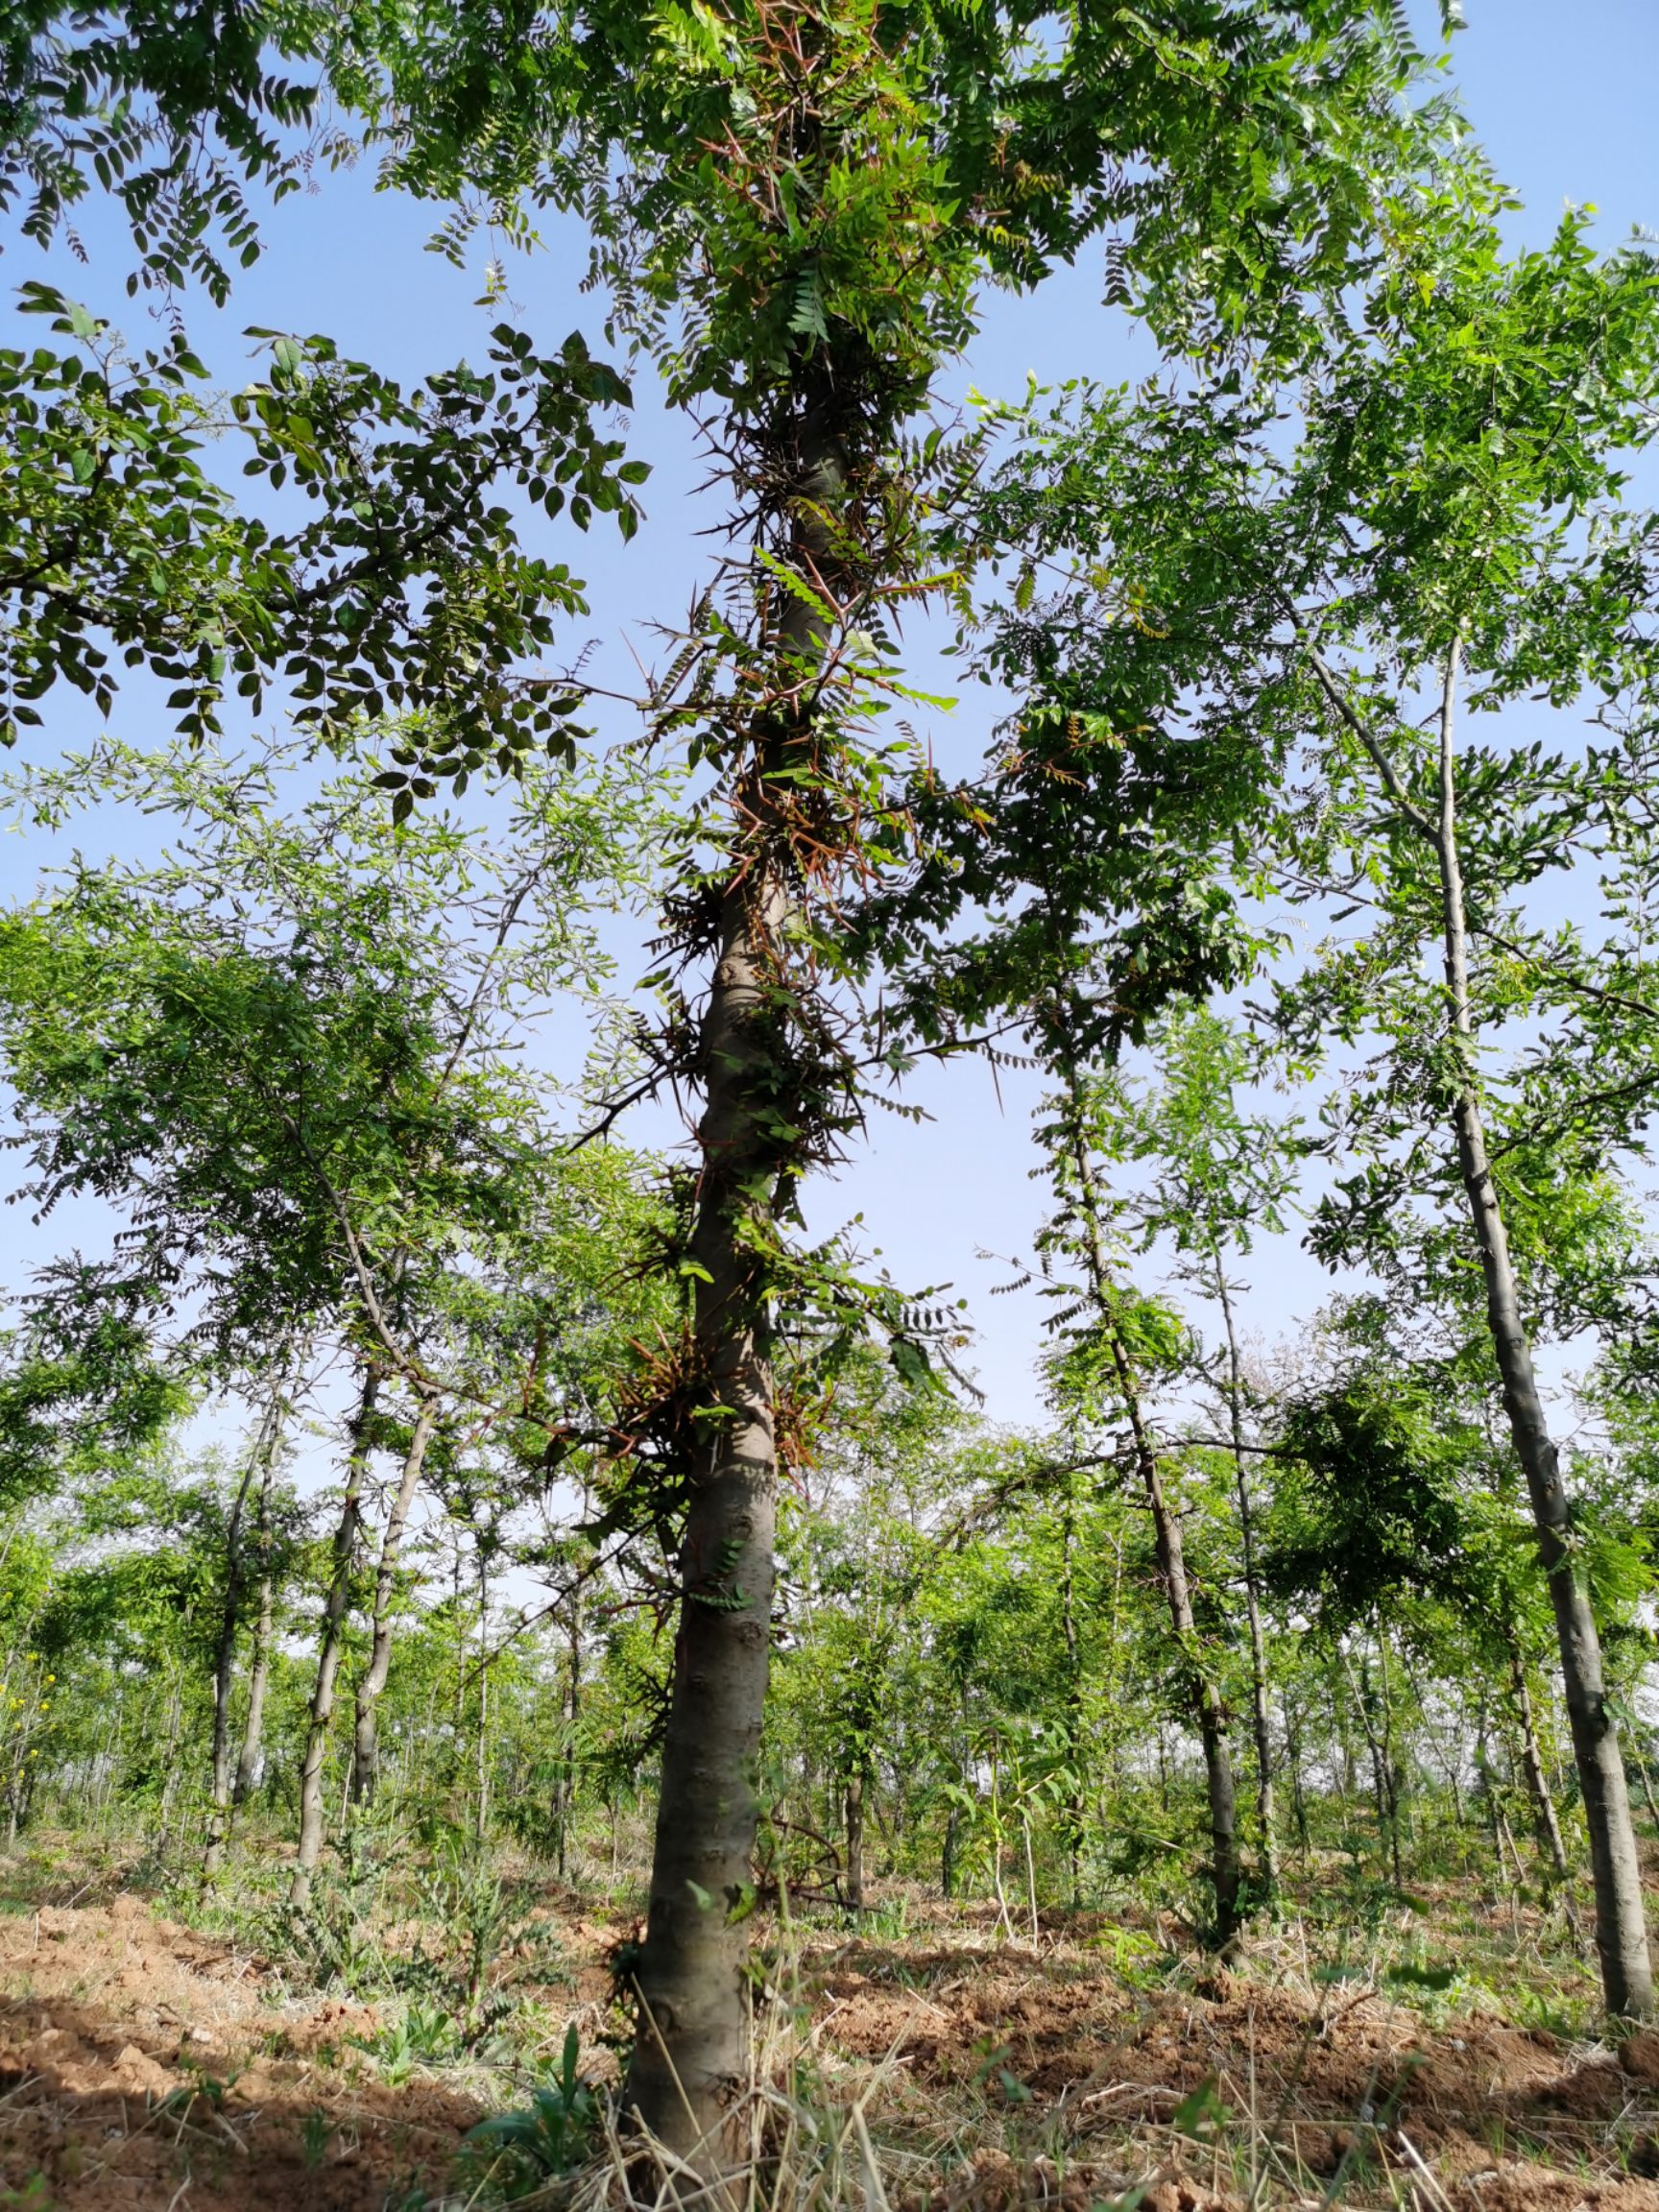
[349,1393,438,1809]
[475,1539,492,1841]
[202,1484,256,1876]
[1058,1055,1241,1946]
[1215,1266,1279,1906]
[291,1364,379,1904]
[1284,1693,1310,1852]
[202,1499,252,1874]
[1138,1408,1241,1944]
[941,1797,959,1901]
[1425,643,1652,2014]
[1376,1627,1408,1877]
[152,1663,184,1861]
[1346,1641,1402,1886]
[1507,1631,1575,1902]
[1060,1496,1087,1904]
[844,1769,865,1912]
[620,866,785,2152]
[624,429,851,2162]
[204,1383,287,1877]
[233,1571,274,1809]
[621,833,789,2151]
[554,1586,583,1878]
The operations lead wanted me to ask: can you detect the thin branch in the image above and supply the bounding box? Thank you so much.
[1303,644,1438,843]
[283,1117,440,1393]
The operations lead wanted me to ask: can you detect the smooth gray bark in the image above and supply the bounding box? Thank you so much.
[1507,1634,1573,1890]
[1430,652,1651,2015]
[1341,637,1653,2013]
[620,862,785,2154]
[232,1572,273,1809]
[204,1382,288,1875]
[844,1770,865,1911]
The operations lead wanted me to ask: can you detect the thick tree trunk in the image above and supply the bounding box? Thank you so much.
[349,1394,438,1809]
[623,407,852,2160]
[1215,1268,1278,1906]
[621,869,785,2153]
[1427,647,1652,2015]
[291,1365,379,1905]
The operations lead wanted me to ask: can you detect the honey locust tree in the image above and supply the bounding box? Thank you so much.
[935,177,1659,2009]
[1098,1005,1302,1906]
[308,0,1453,2152]
[0,735,669,1884]
[1258,199,1659,2018]
[1263,1285,1657,1913]
[3,4,643,763]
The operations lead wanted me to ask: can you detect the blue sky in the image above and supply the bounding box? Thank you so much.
[2,0,1657,1428]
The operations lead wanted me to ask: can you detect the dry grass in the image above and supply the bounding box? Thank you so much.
[1,1843,1657,2212]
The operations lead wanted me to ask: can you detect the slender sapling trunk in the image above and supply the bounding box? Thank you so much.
[1215,1266,1279,1905]
[1424,644,1652,2014]
[1059,1056,1241,1946]
[292,1364,380,1904]
[349,1393,439,1808]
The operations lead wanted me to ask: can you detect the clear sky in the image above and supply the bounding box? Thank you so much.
[2,0,1657,1429]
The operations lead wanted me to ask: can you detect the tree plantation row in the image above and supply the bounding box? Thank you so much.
[4,0,1659,2193]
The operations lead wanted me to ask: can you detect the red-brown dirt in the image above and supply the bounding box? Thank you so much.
[803,1930,1659,2212]
[0,1894,489,2208]
[1,1881,1655,2210]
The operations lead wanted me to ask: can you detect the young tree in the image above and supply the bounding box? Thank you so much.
[1033,1021,1244,1945]
[1,735,670,1887]
[1110,1008,1301,1905]
[917,178,1659,2014]
[1261,204,1659,2015]
[203,1367,298,1877]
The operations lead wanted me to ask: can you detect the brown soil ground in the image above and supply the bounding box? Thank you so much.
[804,1928,1659,2212]
[0,1890,487,2210]
[1,1865,1655,2212]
